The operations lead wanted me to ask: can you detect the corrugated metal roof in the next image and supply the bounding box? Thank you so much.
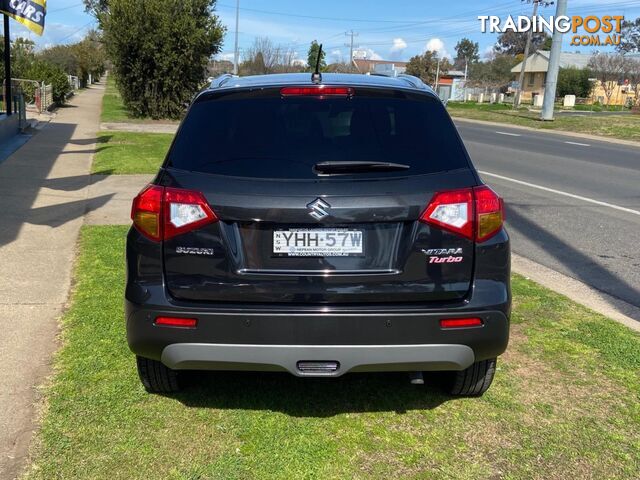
[511,51,640,73]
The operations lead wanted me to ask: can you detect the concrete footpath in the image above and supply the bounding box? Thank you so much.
[0,83,107,479]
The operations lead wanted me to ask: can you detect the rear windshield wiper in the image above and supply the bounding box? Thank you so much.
[313,161,410,174]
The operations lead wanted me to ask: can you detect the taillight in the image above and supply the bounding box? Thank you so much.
[131,185,218,241]
[131,185,163,241]
[420,188,473,240]
[420,186,504,242]
[280,86,354,97]
[474,185,504,242]
[163,187,217,240]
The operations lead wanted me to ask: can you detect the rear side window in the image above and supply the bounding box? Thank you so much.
[167,87,469,179]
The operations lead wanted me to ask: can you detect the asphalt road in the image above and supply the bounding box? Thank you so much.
[454,119,640,308]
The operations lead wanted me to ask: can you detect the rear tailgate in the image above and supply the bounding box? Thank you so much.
[162,170,477,304]
[160,85,479,304]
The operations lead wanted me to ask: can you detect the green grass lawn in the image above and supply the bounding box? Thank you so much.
[100,75,182,124]
[25,226,640,479]
[100,75,134,123]
[92,131,173,174]
[447,102,640,142]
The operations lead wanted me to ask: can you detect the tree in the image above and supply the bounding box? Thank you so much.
[556,67,593,98]
[494,31,550,56]
[405,51,450,86]
[0,37,67,104]
[307,40,326,71]
[616,17,640,54]
[240,37,300,75]
[39,44,79,78]
[69,31,106,86]
[208,59,234,77]
[38,31,106,88]
[23,60,71,103]
[454,38,479,70]
[588,53,626,105]
[325,62,355,73]
[468,55,519,91]
[625,58,640,106]
[83,0,108,16]
[91,0,225,119]
[11,37,36,77]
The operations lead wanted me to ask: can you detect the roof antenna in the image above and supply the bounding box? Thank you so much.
[311,43,323,84]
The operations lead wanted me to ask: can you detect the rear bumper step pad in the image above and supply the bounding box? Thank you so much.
[161,343,475,377]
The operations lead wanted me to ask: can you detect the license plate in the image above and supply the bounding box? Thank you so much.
[273,228,364,257]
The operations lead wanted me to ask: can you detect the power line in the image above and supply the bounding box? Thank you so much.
[215,2,425,24]
[57,20,96,42]
[49,3,85,14]
[357,0,519,34]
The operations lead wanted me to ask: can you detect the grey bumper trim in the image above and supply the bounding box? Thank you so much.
[161,343,475,377]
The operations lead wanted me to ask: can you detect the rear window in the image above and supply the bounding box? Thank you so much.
[167,87,469,179]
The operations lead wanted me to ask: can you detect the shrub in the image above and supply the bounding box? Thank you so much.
[95,0,225,119]
[24,60,71,104]
[557,67,593,99]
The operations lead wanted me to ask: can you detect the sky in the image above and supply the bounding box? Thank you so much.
[9,0,640,63]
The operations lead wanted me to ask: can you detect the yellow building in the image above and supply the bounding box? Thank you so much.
[510,50,638,106]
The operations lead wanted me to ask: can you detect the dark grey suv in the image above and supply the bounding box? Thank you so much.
[126,73,510,396]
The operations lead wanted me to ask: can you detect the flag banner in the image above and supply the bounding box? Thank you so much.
[0,0,46,36]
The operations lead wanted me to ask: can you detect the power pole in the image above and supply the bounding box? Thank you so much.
[233,0,240,75]
[435,56,441,91]
[463,58,468,102]
[541,0,568,120]
[514,0,540,108]
[345,30,358,66]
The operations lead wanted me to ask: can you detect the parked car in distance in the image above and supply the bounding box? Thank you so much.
[126,72,510,396]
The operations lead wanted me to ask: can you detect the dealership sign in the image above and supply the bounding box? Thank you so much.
[0,0,46,36]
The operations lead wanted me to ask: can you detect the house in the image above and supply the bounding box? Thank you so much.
[436,70,466,101]
[510,50,640,105]
[352,58,407,75]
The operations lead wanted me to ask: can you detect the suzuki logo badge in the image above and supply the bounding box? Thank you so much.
[307,198,331,220]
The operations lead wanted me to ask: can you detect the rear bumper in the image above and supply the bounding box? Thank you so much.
[126,282,510,376]
[161,343,475,377]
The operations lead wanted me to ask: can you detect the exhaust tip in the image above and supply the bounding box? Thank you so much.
[297,361,340,374]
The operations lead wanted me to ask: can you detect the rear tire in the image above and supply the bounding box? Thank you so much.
[136,356,180,393]
[447,358,496,396]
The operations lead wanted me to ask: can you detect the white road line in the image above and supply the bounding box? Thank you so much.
[495,131,521,137]
[564,141,591,147]
[478,171,640,217]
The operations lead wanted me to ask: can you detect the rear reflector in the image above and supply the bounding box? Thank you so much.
[280,86,354,97]
[440,318,484,329]
[154,317,198,328]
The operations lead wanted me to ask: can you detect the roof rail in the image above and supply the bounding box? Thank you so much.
[209,73,236,89]
[397,74,428,90]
